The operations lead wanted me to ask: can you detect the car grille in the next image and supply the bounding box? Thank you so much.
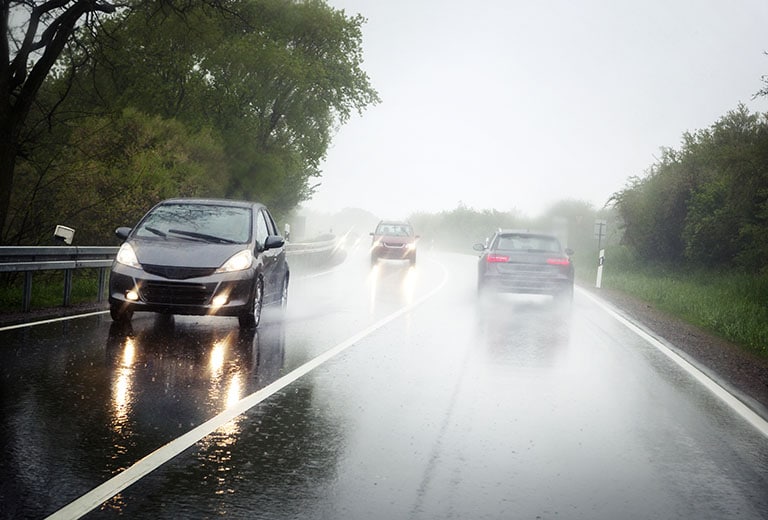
[140,281,216,305]
[141,264,217,280]
[382,241,406,248]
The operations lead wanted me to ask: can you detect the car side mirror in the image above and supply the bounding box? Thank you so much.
[264,235,285,250]
[473,243,485,252]
[565,248,574,256]
[115,227,132,240]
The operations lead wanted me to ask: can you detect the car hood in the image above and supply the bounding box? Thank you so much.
[130,238,247,268]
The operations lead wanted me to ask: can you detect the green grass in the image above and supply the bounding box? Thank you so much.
[0,269,107,313]
[576,246,768,358]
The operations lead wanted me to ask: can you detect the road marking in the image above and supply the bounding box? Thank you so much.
[578,287,768,438]
[46,259,449,520]
[0,311,109,332]
[0,267,339,333]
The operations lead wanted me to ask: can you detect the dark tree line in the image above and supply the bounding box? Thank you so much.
[610,104,768,273]
[1,0,379,245]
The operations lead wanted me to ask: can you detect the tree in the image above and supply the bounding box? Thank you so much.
[2,0,380,243]
[610,105,768,272]
[73,0,379,215]
[1,0,120,243]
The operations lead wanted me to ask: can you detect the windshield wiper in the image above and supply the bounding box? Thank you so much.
[167,229,237,244]
[144,226,167,237]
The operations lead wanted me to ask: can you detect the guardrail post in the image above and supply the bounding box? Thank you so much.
[63,269,73,306]
[23,272,33,312]
[98,267,108,302]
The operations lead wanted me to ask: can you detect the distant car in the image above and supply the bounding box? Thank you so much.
[108,198,289,328]
[473,230,574,301]
[370,220,419,265]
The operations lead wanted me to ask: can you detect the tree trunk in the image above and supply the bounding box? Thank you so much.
[0,126,18,245]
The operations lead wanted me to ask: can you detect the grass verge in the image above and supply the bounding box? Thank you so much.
[0,269,107,313]
[575,246,768,358]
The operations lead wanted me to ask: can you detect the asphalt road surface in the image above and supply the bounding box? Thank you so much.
[1,245,767,519]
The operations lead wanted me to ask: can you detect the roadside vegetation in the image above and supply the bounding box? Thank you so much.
[2,0,379,246]
[575,247,768,359]
[0,270,104,313]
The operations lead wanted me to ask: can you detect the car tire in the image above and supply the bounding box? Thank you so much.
[109,303,133,324]
[371,254,378,266]
[239,277,264,329]
[409,253,416,266]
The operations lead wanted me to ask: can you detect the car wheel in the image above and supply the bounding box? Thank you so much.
[109,303,133,324]
[239,277,264,329]
[371,254,378,266]
[409,253,416,266]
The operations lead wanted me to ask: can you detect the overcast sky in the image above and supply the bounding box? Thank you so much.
[303,0,768,219]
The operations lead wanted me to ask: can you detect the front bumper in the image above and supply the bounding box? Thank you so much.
[372,244,416,260]
[108,264,255,316]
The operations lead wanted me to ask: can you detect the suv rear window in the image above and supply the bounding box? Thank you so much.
[495,234,561,253]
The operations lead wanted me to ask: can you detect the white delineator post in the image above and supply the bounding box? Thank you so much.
[596,249,605,288]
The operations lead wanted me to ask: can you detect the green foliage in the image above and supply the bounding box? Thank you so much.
[7,109,226,245]
[610,105,768,273]
[599,247,768,358]
[5,0,379,244]
[70,0,379,216]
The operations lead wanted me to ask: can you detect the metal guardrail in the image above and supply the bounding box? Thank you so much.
[0,239,340,313]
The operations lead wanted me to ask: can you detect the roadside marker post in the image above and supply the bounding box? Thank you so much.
[594,219,607,289]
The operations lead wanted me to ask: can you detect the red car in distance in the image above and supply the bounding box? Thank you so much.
[370,220,419,266]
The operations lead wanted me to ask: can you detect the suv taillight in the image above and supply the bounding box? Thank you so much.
[486,254,509,263]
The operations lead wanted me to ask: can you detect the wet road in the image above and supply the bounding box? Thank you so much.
[1,247,767,519]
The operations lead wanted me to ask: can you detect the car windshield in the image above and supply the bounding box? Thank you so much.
[495,234,561,253]
[376,224,412,236]
[134,203,252,244]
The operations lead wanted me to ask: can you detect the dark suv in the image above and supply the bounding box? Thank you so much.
[370,220,418,266]
[473,230,574,301]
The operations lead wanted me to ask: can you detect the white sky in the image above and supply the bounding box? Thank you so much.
[305,0,768,219]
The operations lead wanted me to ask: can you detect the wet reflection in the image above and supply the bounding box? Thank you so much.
[475,293,572,369]
[367,261,419,313]
[112,338,136,427]
[103,313,286,484]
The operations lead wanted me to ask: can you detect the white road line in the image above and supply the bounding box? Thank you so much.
[46,260,449,520]
[0,270,337,333]
[0,311,108,332]
[0,264,342,333]
[578,287,768,438]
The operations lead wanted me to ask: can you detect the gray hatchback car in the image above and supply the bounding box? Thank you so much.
[474,230,574,301]
[109,198,289,328]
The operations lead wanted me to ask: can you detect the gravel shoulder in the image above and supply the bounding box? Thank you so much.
[2,287,767,421]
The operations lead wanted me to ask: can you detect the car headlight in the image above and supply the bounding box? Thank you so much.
[216,249,253,273]
[115,243,141,268]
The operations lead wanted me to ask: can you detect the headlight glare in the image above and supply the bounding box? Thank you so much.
[116,243,140,268]
[217,249,253,273]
